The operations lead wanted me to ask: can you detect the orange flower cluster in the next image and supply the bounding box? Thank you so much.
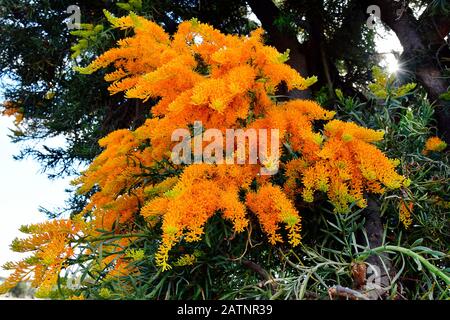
[0,220,85,296]
[73,14,321,270]
[423,136,447,154]
[399,200,413,229]
[2,14,408,291]
[142,163,254,270]
[246,184,301,246]
[285,120,409,213]
[1,101,23,124]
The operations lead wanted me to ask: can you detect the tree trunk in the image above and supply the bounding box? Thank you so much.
[363,198,393,299]
[415,65,450,143]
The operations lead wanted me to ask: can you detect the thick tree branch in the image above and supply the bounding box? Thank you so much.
[418,5,450,47]
[370,1,424,51]
[369,0,450,52]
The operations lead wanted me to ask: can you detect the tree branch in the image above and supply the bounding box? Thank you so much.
[418,4,450,47]
[328,285,370,300]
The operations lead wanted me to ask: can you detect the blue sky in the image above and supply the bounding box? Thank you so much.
[0,116,73,277]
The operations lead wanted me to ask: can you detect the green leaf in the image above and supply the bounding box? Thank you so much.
[277,49,290,63]
[412,246,446,258]
[411,238,424,247]
[205,232,211,248]
[117,3,132,11]
[335,88,344,102]
[413,256,422,271]
[439,91,450,101]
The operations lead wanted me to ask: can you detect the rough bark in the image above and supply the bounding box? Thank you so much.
[363,198,393,299]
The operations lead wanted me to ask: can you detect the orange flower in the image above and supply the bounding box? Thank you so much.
[246,184,301,246]
[399,200,413,229]
[423,136,447,154]
[1,101,24,124]
[0,220,85,296]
